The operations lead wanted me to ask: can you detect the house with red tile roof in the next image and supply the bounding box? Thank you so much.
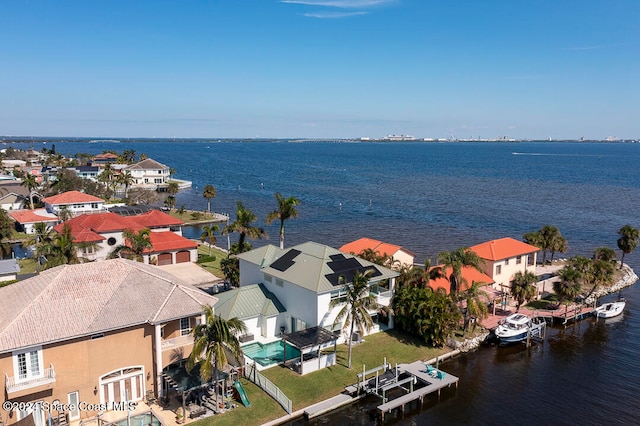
[470,237,539,292]
[340,237,416,267]
[54,210,197,265]
[0,259,218,425]
[92,152,119,164]
[9,208,60,234]
[429,265,495,295]
[42,190,105,217]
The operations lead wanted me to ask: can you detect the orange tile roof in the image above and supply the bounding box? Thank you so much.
[55,212,137,234]
[470,237,539,261]
[42,191,104,205]
[94,153,118,160]
[429,265,494,294]
[145,232,197,253]
[340,237,415,258]
[9,209,59,224]
[135,210,183,227]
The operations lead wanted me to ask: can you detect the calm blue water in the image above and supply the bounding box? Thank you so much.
[20,139,640,425]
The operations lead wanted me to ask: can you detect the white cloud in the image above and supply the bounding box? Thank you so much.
[281,0,395,8]
[303,11,368,18]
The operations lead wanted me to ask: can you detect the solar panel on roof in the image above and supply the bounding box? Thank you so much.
[270,249,301,272]
[325,254,383,286]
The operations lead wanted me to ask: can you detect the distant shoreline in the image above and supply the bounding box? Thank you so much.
[1,137,638,144]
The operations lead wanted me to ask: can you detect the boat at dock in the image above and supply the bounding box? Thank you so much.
[494,313,546,344]
[595,298,626,318]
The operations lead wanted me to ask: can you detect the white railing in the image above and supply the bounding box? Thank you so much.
[161,334,194,350]
[6,364,56,393]
[244,363,292,414]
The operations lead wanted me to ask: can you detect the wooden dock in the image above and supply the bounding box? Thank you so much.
[344,360,459,421]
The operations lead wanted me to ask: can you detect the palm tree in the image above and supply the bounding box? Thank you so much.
[510,271,538,312]
[617,224,639,269]
[117,171,135,198]
[437,247,484,295]
[593,246,617,263]
[202,184,217,213]
[549,233,568,262]
[167,181,180,196]
[266,193,300,250]
[21,173,38,209]
[200,224,219,256]
[553,265,581,305]
[41,224,97,269]
[222,201,268,254]
[98,163,115,199]
[188,305,247,401]
[329,270,379,369]
[108,228,152,262]
[523,231,544,264]
[459,282,489,337]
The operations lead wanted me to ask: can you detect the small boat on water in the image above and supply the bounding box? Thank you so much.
[494,313,545,344]
[595,298,626,318]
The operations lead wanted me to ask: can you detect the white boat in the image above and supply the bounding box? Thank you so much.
[494,313,545,344]
[595,299,626,318]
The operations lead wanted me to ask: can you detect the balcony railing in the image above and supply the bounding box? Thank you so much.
[5,364,56,394]
[161,334,194,350]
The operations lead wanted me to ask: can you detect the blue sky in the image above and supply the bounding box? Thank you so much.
[1,0,638,139]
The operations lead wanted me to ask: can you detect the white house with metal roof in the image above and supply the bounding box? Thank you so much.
[234,241,399,345]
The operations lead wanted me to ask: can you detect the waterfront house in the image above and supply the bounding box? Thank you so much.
[340,237,416,267]
[234,241,399,341]
[0,259,218,426]
[428,265,495,294]
[0,192,28,211]
[92,152,119,164]
[470,237,539,293]
[123,159,170,191]
[42,191,106,217]
[54,210,197,265]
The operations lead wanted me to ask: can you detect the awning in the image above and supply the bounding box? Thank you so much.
[283,326,339,351]
[162,363,228,393]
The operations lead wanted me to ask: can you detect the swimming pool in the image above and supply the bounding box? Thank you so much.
[242,340,301,367]
[112,412,163,426]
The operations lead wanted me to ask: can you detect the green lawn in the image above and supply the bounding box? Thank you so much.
[196,245,227,278]
[168,210,222,225]
[193,330,449,426]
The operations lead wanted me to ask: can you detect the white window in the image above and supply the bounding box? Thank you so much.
[180,318,191,336]
[505,258,509,265]
[13,347,43,382]
[516,256,522,265]
[82,246,95,255]
[496,265,502,275]
[275,279,284,287]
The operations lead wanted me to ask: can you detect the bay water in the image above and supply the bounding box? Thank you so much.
[35,139,640,425]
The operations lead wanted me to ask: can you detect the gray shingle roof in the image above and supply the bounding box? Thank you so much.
[235,241,399,294]
[0,258,218,353]
[124,158,169,171]
[213,283,285,320]
[0,258,20,275]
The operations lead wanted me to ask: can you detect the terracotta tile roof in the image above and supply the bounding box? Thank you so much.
[429,265,494,294]
[54,210,183,239]
[93,153,118,160]
[54,212,138,234]
[136,210,183,227]
[145,232,197,253]
[339,237,416,258]
[9,209,59,224]
[0,258,218,352]
[470,237,540,261]
[42,190,104,205]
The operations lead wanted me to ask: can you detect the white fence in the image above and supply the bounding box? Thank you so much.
[244,363,292,414]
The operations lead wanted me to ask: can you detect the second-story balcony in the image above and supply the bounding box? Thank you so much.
[161,334,194,351]
[5,364,56,395]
